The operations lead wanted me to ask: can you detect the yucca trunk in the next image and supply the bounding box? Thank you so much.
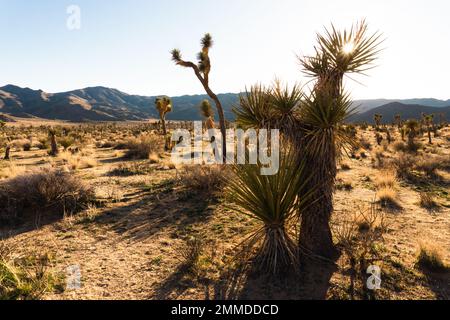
[407,130,415,148]
[4,145,10,160]
[298,140,338,260]
[427,126,432,144]
[160,116,170,151]
[50,134,58,156]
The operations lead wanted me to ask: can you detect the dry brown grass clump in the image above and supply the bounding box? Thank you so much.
[374,170,397,189]
[416,242,449,273]
[418,192,439,210]
[0,241,64,300]
[123,134,163,160]
[392,141,408,152]
[0,168,95,223]
[59,151,98,170]
[179,165,230,197]
[391,152,415,179]
[377,187,401,209]
[415,158,441,178]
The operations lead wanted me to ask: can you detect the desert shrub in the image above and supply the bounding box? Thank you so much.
[418,192,439,210]
[59,151,98,170]
[336,178,353,191]
[0,242,64,300]
[372,149,385,168]
[377,187,401,209]
[392,141,408,152]
[178,237,203,275]
[0,168,95,224]
[333,203,388,279]
[374,171,397,189]
[37,138,48,150]
[416,158,440,178]
[123,135,163,159]
[22,142,32,152]
[109,162,154,176]
[406,141,422,153]
[417,243,449,273]
[179,165,230,197]
[391,153,415,179]
[359,136,372,150]
[59,137,74,150]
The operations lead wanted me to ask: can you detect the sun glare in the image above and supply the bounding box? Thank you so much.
[342,42,355,54]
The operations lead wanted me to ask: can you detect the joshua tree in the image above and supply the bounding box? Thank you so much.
[155,96,173,150]
[374,114,383,129]
[375,132,383,145]
[235,21,382,260]
[404,119,419,149]
[394,114,402,129]
[0,120,10,160]
[199,99,215,130]
[171,34,227,162]
[424,114,434,144]
[386,127,392,144]
[48,128,59,156]
[294,21,382,259]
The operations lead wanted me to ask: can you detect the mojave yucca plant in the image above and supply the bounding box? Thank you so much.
[226,146,312,274]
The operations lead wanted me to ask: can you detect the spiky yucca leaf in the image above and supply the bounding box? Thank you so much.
[233,84,274,130]
[201,33,213,49]
[171,49,182,63]
[270,80,303,118]
[299,85,356,157]
[317,20,383,74]
[226,146,313,273]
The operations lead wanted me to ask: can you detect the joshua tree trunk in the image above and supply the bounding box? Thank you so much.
[4,145,10,160]
[160,116,170,151]
[407,131,415,148]
[297,140,338,261]
[427,126,432,144]
[50,133,58,156]
[193,71,227,162]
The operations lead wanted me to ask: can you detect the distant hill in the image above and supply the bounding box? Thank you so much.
[0,85,239,122]
[349,102,450,124]
[1,84,449,122]
[352,98,450,113]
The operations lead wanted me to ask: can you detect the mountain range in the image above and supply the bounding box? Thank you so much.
[1,84,449,123]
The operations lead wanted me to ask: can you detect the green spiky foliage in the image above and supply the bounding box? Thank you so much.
[155,96,173,150]
[171,33,227,161]
[234,81,302,130]
[226,145,312,274]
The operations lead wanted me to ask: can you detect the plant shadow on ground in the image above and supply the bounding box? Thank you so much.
[153,250,340,300]
[92,180,218,243]
[0,209,80,240]
[416,264,450,299]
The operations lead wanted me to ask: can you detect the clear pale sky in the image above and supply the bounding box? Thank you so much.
[1,0,449,99]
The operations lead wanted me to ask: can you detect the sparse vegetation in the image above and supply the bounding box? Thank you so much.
[0,168,95,224]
